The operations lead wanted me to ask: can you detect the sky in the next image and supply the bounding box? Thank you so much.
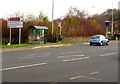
[0,0,119,20]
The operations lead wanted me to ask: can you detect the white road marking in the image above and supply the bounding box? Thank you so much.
[70,55,84,57]
[37,55,50,58]
[18,56,36,59]
[1,62,47,71]
[57,55,84,58]
[71,57,90,61]
[19,55,50,59]
[62,57,90,62]
[28,54,37,56]
[62,59,71,62]
[89,71,100,75]
[61,51,83,55]
[99,53,117,56]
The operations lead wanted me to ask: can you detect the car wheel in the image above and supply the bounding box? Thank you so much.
[100,42,105,46]
[106,42,109,45]
[90,43,92,46]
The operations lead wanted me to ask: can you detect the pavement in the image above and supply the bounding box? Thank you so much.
[1,40,119,52]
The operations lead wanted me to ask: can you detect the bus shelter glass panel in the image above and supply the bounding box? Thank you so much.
[28,29,36,44]
[36,30,44,44]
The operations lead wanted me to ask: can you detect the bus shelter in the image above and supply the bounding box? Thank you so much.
[28,26,48,44]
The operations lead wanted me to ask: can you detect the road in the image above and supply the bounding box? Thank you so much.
[2,43,118,83]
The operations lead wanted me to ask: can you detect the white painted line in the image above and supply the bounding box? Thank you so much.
[62,60,71,62]
[89,71,100,75]
[62,57,90,62]
[28,54,36,56]
[100,53,116,56]
[72,57,90,61]
[1,62,47,71]
[57,55,84,58]
[18,56,36,59]
[37,55,50,58]
[70,55,84,57]
[61,51,83,55]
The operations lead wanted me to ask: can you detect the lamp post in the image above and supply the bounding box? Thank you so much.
[118,1,120,33]
[51,0,54,43]
[111,0,114,36]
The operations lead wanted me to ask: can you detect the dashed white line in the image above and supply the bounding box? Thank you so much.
[57,56,65,58]
[57,55,84,58]
[62,57,90,62]
[70,55,85,57]
[1,62,47,71]
[61,51,83,55]
[28,54,37,56]
[18,56,36,59]
[89,71,100,75]
[37,55,50,58]
[99,53,117,56]
[62,59,71,62]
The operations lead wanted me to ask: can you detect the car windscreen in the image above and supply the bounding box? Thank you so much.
[91,36,100,39]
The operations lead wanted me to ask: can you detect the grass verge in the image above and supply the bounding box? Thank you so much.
[1,44,35,48]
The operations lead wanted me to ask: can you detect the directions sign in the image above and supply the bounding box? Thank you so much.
[8,17,23,28]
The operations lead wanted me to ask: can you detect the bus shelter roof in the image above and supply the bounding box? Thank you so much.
[29,26,49,30]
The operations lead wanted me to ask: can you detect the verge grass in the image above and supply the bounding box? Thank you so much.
[1,44,35,48]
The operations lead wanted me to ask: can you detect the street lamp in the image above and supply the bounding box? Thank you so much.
[51,0,54,43]
[111,0,114,36]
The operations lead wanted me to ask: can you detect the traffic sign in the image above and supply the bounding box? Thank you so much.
[8,17,23,28]
[58,22,61,27]
[105,21,110,27]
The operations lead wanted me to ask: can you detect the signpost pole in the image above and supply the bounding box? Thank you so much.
[8,17,23,45]
[9,28,11,45]
[106,27,109,37]
[19,28,21,44]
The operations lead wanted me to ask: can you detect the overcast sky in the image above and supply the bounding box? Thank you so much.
[0,0,119,20]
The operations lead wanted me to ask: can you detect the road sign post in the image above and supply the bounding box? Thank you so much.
[19,28,21,44]
[9,28,11,45]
